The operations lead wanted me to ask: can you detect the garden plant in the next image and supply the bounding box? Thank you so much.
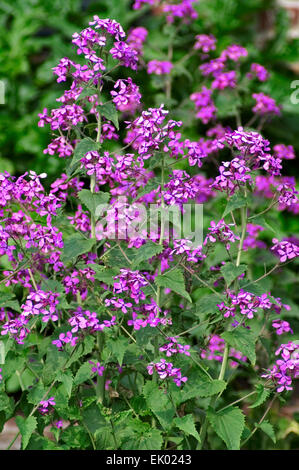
[0,0,298,451]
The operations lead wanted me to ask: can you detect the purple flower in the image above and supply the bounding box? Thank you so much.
[147,359,188,387]
[272,319,293,336]
[271,238,299,263]
[39,397,56,415]
[252,92,280,116]
[89,360,105,376]
[110,42,138,70]
[147,60,173,75]
[194,34,216,53]
[247,63,269,82]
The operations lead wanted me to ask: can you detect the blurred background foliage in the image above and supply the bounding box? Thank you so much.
[1,0,299,177]
[0,0,299,450]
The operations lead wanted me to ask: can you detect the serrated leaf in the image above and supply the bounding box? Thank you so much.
[15,416,37,450]
[27,383,47,405]
[78,189,109,218]
[222,328,257,365]
[155,268,192,303]
[223,193,247,217]
[74,361,93,386]
[98,102,119,130]
[250,384,270,408]
[93,266,119,285]
[71,137,100,167]
[82,403,106,434]
[258,420,276,443]
[61,233,95,263]
[207,406,245,450]
[169,372,226,404]
[174,414,201,442]
[0,341,5,364]
[131,242,163,269]
[56,371,73,398]
[106,337,127,366]
[122,428,163,450]
[220,262,247,286]
[77,86,96,100]
[143,381,175,430]
[195,294,225,316]
[196,377,227,398]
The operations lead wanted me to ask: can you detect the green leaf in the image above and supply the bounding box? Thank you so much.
[215,91,242,119]
[135,324,159,347]
[71,137,100,167]
[74,361,93,386]
[195,294,225,316]
[78,189,110,218]
[169,372,226,404]
[222,328,257,365]
[122,428,163,450]
[207,406,245,450]
[220,262,247,286]
[27,383,47,405]
[106,337,127,366]
[223,193,247,217]
[98,102,119,130]
[143,381,175,430]
[82,403,106,434]
[174,414,201,442]
[196,377,227,398]
[131,241,163,269]
[249,384,270,409]
[42,347,68,385]
[15,416,37,450]
[258,420,276,443]
[0,294,21,313]
[0,341,5,364]
[92,266,119,286]
[56,371,73,398]
[77,86,96,100]
[155,268,192,303]
[61,233,96,263]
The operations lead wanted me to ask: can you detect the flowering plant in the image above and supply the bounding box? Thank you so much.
[0,7,298,451]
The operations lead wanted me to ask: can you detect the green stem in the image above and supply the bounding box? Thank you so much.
[241,394,277,447]
[236,206,247,267]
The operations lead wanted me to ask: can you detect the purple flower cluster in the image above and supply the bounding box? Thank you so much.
[211,158,252,195]
[111,78,141,113]
[159,337,191,357]
[218,290,278,320]
[147,60,173,75]
[262,342,299,392]
[247,63,269,82]
[127,27,148,57]
[271,238,299,263]
[113,269,148,303]
[272,319,293,336]
[204,219,239,250]
[201,335,247,368]
[147,359,188,386]
[190,87,216,124]
[39,397,56,415]
[252,92,280,116]
[21,290,59,323]
[89,360,105,376]
[194,34,216,53]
